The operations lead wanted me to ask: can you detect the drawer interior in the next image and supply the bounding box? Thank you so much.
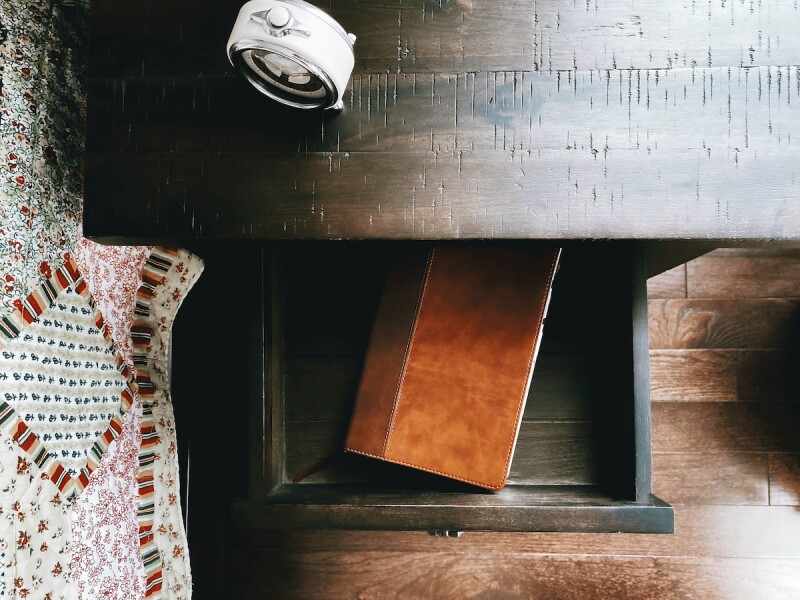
[173,241,672,534]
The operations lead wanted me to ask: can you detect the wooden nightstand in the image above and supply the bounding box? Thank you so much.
[84,0,799,539]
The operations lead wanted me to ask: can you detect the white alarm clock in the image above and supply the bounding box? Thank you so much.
[227,0,356,110]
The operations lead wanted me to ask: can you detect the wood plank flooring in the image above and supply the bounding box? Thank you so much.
[214,247,800,599]
[222,553,800,600]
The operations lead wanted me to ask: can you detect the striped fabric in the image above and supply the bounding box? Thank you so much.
[1,259,85,350]
[0,258,138,501]
[131,247,183,599]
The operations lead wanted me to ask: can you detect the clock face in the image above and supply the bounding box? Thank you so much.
[238,48,329,107]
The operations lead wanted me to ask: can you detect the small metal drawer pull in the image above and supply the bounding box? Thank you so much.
[427,530,464,538]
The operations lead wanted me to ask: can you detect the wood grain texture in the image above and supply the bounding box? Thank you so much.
[688,255,800,298]
[88,0,800,78]
[284,353,593,424]
[229,486,673,533]
[284,420,598,486]
[647,264,686,299]
[88,0,538,78]
[221,552,800,600]
[283,357,361,423]
[735,350,797,402]
[769,453,800,506]
[651,402,800,453]
[652,452,769,505]
[88,67,798,157]
[649,349,794,402]
[85,0,800,241]
[229,504,800,558]
[534,0,800,71]
[650,350,738,402]
[85,147,800,241]
[648,299,800,349]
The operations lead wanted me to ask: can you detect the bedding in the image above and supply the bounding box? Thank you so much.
[1,1,199,598]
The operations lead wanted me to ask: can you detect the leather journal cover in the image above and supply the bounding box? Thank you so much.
[344,246,561,491]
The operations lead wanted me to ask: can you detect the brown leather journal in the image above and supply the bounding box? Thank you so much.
[344,246,561,491]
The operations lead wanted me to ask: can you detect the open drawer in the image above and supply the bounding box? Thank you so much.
[175,241,673,534]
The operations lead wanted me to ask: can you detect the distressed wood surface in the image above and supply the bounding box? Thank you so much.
[87,0,800,78]
[85,0,800,241]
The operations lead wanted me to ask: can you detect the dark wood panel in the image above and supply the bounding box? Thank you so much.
[507,422,598,486]
[261,484,659,508]
[631,246,653,503]
[651,402,800,453]
[264,249,286,495]
[283,419,348,484]
[688,254,800,298]
[88,0,538,79]
[278,241,591,361]
[280,244,388,358]
[284,420,598,486]
[284,353,593,423]
[648,299,800,349]
[221,552,800,600]
[88,0,235,79]
[524,353,593,420]
[89,65,797,156]
[84,59,800,241]
[86,0,800,241]
[646,264,686,300]
[172,243,263,496]
[652,452,769,506]
[84,144,800,242]
[283,357,361,423]
[89,0,800,79]
[230,486,672,532]
[227,504,800,558]
[535,0,800,71]
[768,453,800,506]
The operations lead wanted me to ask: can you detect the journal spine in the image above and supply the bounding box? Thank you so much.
[344,249,431,459]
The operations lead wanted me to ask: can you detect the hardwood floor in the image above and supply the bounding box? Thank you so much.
[200,248,800,598]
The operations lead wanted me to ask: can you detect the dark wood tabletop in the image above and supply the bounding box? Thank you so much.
[84,0,800,242]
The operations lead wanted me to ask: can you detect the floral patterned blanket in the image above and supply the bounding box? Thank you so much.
[1,2,198,598]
